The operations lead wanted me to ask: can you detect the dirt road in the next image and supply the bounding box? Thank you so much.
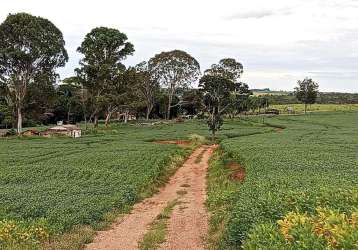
[86,144,217,250]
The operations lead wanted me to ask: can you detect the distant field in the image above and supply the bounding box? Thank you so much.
[0,119,268,248]
[208,111,358,249]
[252,90,290,96]
[272,103,358,113]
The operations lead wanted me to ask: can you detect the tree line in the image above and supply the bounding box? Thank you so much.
[0,12,320,138]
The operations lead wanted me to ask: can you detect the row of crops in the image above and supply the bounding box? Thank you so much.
[0,119,266,248]
[208,112,358,249]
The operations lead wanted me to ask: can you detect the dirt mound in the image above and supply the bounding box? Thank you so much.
[275,127,284,132]
[227,162,246,182]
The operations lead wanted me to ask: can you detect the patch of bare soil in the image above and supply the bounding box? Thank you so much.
[86,144,218,250]
[154,140,191,147]
[275,127,284,132]
[227,162,246,182]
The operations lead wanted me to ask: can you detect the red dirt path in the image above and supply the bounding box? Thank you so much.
[86,144,218,250]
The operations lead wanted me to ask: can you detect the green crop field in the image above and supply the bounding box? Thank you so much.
[0,119,267,248]
[208,111,358,249]
[1,112,357,249]
[272,103,358,113]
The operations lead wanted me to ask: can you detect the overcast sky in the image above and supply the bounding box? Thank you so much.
[1,0,358,92]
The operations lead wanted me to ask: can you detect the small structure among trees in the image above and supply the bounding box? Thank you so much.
[42,124,81,138]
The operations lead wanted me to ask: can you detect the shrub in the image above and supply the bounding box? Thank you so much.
[243,208,358,250]
[5,128,16,136]
[188,133,207,145]
[0,218,50,248]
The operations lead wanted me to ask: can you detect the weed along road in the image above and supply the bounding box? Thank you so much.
[86,144,218,250]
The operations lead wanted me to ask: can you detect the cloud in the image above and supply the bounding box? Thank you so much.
[226,10,275,19]
[226,7,292,20]
[2,0,358,92]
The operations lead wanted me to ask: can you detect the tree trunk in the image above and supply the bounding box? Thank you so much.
[304,103,307,114]
[146,108,150,120]
[211,130,215,142]
[17,106,22,135]
[67,106,71,124]
[124,110,129,123]
[146,105,153,121]
[84,115,87,130]
[94,115,99,128]
[105,112,112,127]
[166,98,171,120]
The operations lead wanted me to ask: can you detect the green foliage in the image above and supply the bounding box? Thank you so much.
[205,58,244,82]
[0,218,50,249]
[243,208,358,250]
[188,133,207,145]
[199,74,250,139]
[0,12,68,132]
[207,112,358,249]
[0,120,262,248]
[139,199,178,250]
[76,26,134,126]
[148,50,200,119]
[294,78,319,112]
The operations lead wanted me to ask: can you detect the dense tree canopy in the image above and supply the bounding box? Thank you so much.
[199,58,250,139]
[199,74,250,139]
[148,50,200,119]
[76,26,134,127]
[205,58,243,82]
[0,12,68,133]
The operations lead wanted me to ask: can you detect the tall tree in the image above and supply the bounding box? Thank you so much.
[0,13,68,133]
[148,50,200,119]
[199,75,249,140]
[133,61,159,120]
[76,26,134,127]
[205,58,249,118]
[294,78,319,114]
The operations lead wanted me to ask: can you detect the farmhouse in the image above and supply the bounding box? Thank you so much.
[42,124,82,138]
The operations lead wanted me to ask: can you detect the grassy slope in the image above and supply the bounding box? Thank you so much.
[0,119,266,248]
[208,111,358,249]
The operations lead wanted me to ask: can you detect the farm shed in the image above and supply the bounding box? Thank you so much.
[42,125,81,138]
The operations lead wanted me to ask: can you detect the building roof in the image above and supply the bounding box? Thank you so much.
[48,125,81,131]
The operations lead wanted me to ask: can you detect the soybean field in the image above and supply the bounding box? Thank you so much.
[208,111,358,249]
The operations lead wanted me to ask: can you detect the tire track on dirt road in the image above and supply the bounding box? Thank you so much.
[86,144,218,250]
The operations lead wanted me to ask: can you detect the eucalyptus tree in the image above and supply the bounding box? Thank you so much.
[205,58,243,82]
[199,74,250,140]
[148,50,200,119]
[294,78,319,114]
[200,58,250,139]
[133,61,159,120]
[76,27,134,127]
[0,13,68,133]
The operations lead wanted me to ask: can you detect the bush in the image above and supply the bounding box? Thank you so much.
[188,133,207,145]
[0,218,51,249]
[243,208,358,250]
[5,128,16,136]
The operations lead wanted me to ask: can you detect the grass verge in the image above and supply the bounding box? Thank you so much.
[206,149,241,250]
[138,199,178,250]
